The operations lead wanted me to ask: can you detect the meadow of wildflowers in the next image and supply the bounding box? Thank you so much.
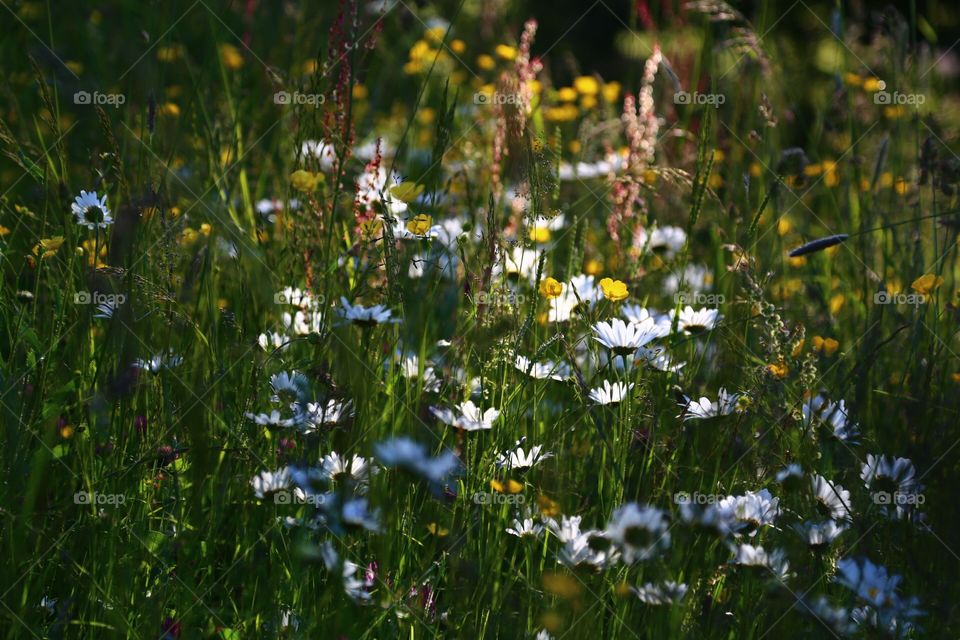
[2,0,959,637]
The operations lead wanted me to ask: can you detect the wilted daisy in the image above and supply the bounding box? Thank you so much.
[775,464,804,484]
[605,503,671,563]
[631,581,688,605]
[593,317,667,355]
[794,520,846,549]
[588,380,634,405]
[495,440,554,470]
[250,467,291,498]
[672,306,721,334]
[506,517,545,538]
[730,544,790,581]
[811,474,853,521]
[338,296,400,326]
[513,354,570,381]
[398,353,442,393]
[680,387,741,421]
[71,190,113,229]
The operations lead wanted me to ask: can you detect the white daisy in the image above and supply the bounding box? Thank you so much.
[672,306,721,334]
[257,331,289,351]
[71,190,113,229]
[270,371,310,404]
[513,355,570,381]
[250,467,291,498]
[680,387,741,421]
[505,517,545,538]
[374,437,460,487]
[802,394,860,443]
[281,309,324,335]
[631,581,688,605]
[794,520,846,549]
[133,351,183,373]
[245,410,297,428]
[588,380,634,405]
[547,515,617,569]
[718,488,781,533]
[636,225,686,258]
[455,400,500,431]
[495,441,554,470]
[730,544,790,580]
[593,317,668,355]
[301,399,354,430]
[605,503,671,563]
[338,296,400,326]
[319,452,375,489]
[812,474,853,521]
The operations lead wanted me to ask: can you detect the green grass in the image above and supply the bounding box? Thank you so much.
[1,0,959,637]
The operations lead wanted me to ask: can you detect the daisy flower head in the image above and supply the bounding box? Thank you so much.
[495,440,554,470]
[636,225,686,259]
[337,296,400,326]
[506,517,545,538]
[71,190,113,230]
[631,581,689,605]
[730,544,791,580]
[719,488,781,534]
[513,354,570,381]
[605,503,671,563]
[680,387,741,421]
[593,318,667,356]
[802,394,860,443]
[588,380,634,405]
[301,398,354,431]
[811,474,853,521]
[794,519,846,549]
[250,467,291,499]
[672,306,721,334]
